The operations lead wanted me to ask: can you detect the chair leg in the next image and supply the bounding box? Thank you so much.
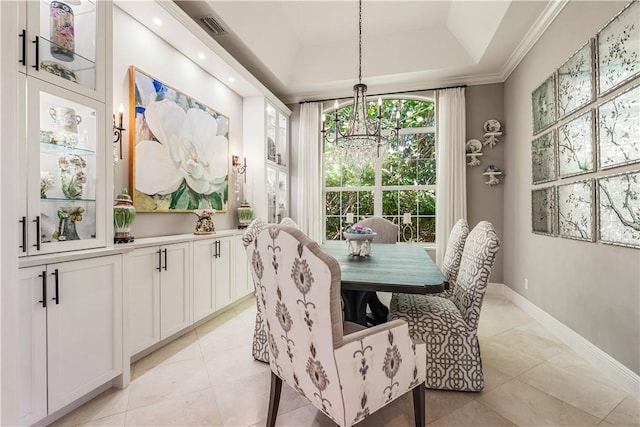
[266,372,282,427]
[412,382,425,427]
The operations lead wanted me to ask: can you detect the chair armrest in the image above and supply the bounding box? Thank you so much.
[333,320,426,425]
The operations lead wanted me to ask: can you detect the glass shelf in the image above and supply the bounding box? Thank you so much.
[38,36,95,71]
[41,197,96,203]
[40,140,96,155]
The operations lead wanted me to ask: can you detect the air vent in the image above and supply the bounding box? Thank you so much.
[201,15,227,35]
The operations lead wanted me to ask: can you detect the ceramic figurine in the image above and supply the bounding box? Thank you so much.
[194,207,216,234]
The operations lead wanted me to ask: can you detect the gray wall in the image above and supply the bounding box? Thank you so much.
[466,83,505,283]
[503,1,639,374]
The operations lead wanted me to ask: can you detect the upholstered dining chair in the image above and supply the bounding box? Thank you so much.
[244,217,301,363]
[353,217,399,325]
[247,225,426,427]
[438,218,469,298]
[388,221,500,392]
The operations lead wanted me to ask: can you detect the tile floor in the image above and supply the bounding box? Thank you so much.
[52,287,640,426]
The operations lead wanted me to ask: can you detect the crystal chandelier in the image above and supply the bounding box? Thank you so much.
[321,0,400,165]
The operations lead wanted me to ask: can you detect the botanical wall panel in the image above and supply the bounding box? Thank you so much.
[532,131,556,184]
[598,84,640,169]
[558,111,594,177]
[597,0,640,95]
[557,180,594,241]
[557,41,594,118]
[532,186,556,236]
[598,170,640,248]
[532,74,556,134]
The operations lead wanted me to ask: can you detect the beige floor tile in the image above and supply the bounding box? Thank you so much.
[479,337,544,377]
[602,395,640,427]
[481,362,513,392]
[124,388,223,426]
[547,350,622,389]
[425,388,477,424]
[74,412,127,427]
[203,344,270,385]
[427,400,515,426]
[478,300,534,338]
[127,357,212,411]
[518,360,628,419]
[250,403,335,427]
[212,370,310,426]
[131,331,202,379]
[197,320,254,355]
[50,387,130,426]
[195,308,244,336]
[480,379,601,426]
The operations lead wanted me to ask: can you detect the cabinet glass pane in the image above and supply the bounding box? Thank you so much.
[266,104,276,162]
[37,0,97,92]
[267,167,277,223]
[277,113,287,166]
[39,90,97,244]
[277,171,287,223]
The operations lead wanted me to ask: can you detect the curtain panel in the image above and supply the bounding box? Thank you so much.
[435,87,467,267]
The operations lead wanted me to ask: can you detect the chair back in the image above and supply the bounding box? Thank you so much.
[452,221,500,332]
[441,219,469,285]
[354,217,398,243]
[279,216,299,228]
[242,217,267,248]
[246,225,345,415]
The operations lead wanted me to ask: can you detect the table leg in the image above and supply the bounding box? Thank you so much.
[367,293,389,325]
[341,290,370,326]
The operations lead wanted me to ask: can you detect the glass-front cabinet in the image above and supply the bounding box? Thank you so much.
[21,78,106,256]
[266,167,288,224]
[19,0,106,101]
[265,102,288,166]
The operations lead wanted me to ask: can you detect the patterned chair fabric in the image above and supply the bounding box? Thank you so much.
[247,225,426,427]
[438,218,469,299]
[279,216,299,228]
[354,217,399,243]
[388,221,500,392]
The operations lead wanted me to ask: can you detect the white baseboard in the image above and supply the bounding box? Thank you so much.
[488,283,640,400]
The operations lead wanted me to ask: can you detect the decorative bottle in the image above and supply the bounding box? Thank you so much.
[114,188,136,243]
[50,1,75,62]
[237,200,253,229]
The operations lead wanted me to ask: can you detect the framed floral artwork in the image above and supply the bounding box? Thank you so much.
[532,130,556,184]
[532,74,556,135]
[597,170,640,248]
[597,0,640,96]
[557,41,594,118]
[557,179,594,241]
[598,84,640,170]
[532,186,556,236]
[129,67,230,212]
[558,111,595,178]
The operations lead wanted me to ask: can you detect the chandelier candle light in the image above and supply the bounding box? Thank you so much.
[321,0,400,165]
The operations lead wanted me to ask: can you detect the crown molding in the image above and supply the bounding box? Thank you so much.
[499,0,569,81]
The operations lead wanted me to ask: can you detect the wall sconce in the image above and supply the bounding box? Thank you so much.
[232,155,247,183]
[113,104,125,160]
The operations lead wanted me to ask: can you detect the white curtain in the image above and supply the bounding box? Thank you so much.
[435,87,467,268]
[296,102,323,242]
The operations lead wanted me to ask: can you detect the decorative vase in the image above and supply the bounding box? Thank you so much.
[50,1,75,62]
[194,207,216,234]
[40,171,55,198]
[58,153,86,199]
[114,188,136,243]
[237,200,253,229]
[49,106,82,146]
[53,206,83,241]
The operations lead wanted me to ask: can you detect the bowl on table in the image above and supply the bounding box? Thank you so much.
[343,229,376,256]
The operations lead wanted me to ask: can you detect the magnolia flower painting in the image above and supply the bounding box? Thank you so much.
[129,67,229,212]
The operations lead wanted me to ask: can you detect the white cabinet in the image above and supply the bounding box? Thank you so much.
[192,237,233,322]
[233,236,254,298]
[18,0,107,101]
[244,97,291,223]
[129,243,190,355]
[20,77,106,257]
[18,255,123,426]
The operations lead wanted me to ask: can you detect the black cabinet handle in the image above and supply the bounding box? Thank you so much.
[20,216,26,252]
[51,269,59,304]
[33,216,40,250]
[156,249,162,271]
[215,240,221,258]
[38,271,47,308]
[32,36,39,71]
[163,248,168,271]
[19,29,26,66]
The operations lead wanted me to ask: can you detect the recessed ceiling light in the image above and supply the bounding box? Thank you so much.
[197,53,206,60]
[228,77,235,83]
[152,18,162,26]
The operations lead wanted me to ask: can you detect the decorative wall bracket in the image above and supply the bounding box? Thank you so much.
[482,119,502,147]
[483,165,503,186]
[466,139,483,167]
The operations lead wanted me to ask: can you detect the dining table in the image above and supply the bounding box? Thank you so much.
[321,240,447,326]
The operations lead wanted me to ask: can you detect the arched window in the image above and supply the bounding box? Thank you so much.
[323,97,436,242]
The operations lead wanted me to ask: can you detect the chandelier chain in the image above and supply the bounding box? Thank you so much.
[358,0,362,84]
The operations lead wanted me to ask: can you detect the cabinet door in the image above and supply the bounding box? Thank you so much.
[214,238,233,310]
[192,239,216,322]
[26,78,106,255]
[160,243,191,338]
[129,247,161,355]
[233,236,253,299]
[24,0,106,101]
[46,255,123,414]
[18,267,48,426]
